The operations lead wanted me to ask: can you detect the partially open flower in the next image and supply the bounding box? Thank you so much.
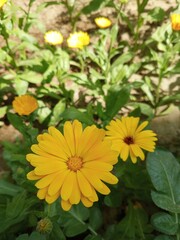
[67,31,90,49]
[44,30,63,45]
[12,95,38,116]
[26,120,118,211]
[94,17,112,29]
[0,0,7,9]
[170,13,180,31]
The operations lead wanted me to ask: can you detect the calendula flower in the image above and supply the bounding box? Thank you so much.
[67,31,90,49]
[95,17,112,29]
[26,120,118,211]
[12,94,38,116]
[44,30,63,45]
[106,117,157,163]
[0,0,7,8]
[170,13,180,31]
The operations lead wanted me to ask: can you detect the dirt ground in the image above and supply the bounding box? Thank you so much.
[0,0,179,170]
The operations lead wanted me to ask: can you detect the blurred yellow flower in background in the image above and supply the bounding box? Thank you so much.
[13,95,38,116]
[95,17,112,29]
[106,117,157,163]
[170,13,180,31]
[67,31,90,49]
[26,120,118,211]
[0,0,7,8]
[44,30,63,45]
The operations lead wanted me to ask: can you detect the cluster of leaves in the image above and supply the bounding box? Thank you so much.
[0,0,180,239]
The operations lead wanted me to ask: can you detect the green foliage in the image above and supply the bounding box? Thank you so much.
[147,150,180,238]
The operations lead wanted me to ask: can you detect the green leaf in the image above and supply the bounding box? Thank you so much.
[151,212,178,235]
[0,106,7,118]
[148,7,165,22]
[146,150,180,213]
[60,204,89,237]
[50,99,66,125]
[82,0,104,14]
[60,107,94,125]
[7,112,27,135]
[105,85,130,120]
[16,232,46,240]
[0,180,23,196]
[110,53,133,69]
[89,207,103,231]
[154,236,174,240]
[84,235,102,240]
[14,79,29,95]
[116,202,152,239]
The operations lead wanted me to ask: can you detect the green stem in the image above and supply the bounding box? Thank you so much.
[23,0,33,31]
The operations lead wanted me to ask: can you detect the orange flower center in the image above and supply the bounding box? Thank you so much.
[67,156,83,171]
[124,136,134,145]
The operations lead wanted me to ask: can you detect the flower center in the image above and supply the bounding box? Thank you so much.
[124,136,134,145]
[67,156,83,171]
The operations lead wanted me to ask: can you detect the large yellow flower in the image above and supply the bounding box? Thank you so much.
[44,30,63,45]
[95,17,112,29]
[105,117,157,163]
[170,13,180,31]
[0,0,7,8]
[12,94,38,116]
[26,120,118,211]
[67,31,90,49]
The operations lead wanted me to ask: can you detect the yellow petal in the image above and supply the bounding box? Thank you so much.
[92,171,118,184]
[45,192,59,204]
[31,144,53,157]
[129,148,137,163]
[37,187,48,199]
[83,161,113,171]
[61,199,72,211]
[120,143,129,161]
[61,171,75,201]
[35,172,60,189]
[27,170,42,180]
[72,120,83,154]
[48,126,71,157]
[135,121,148,133]
[48,170,70,196]
[38,141,67,159]
[77,170,92,197]
[63,121,76,156]
[69,174,81,204]
[80,168,110,195]
[130,144,145,160]
[34,162,66,175]
[81,196,93,208]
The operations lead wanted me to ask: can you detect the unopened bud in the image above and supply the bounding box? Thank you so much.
[36,217,53,234]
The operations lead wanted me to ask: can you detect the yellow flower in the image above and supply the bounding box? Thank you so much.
[12,94,38,116]
[95,17,112,29]
[170,13,180,31]
[26,120,118,211]
[67,31,90,49]
[44,31,63,45]
[105,117,157,163]
[0,0,7,8]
